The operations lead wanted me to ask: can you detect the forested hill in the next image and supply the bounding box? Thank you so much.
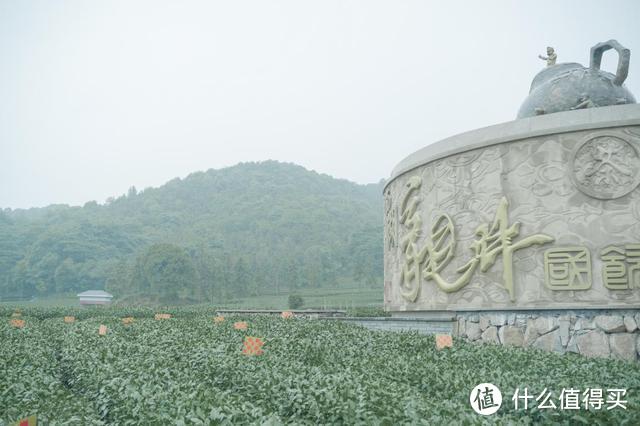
[0,161,384,303]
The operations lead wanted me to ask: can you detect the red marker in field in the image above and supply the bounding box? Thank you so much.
[435,334,453,350]
[10,414,36,426]
[242,336,265,356]
[9,319,25,328]
[234,321,248,330]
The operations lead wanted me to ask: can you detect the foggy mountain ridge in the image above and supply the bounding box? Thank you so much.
[0,161,384,302]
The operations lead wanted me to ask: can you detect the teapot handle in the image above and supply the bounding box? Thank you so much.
[590,40,630,86]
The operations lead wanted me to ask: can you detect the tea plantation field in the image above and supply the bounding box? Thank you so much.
[1,306,639,425]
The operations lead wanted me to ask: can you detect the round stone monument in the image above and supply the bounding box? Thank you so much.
[383,40,640,360]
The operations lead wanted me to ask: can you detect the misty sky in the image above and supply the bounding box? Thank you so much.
[1,1,639,209]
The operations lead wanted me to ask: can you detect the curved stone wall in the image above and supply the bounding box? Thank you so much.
[384,104,640,313]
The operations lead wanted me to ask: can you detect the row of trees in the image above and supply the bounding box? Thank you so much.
[104,243,369,304]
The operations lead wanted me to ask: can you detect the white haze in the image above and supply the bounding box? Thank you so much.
[1,0,639,208]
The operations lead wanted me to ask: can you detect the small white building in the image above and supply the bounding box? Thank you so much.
[77,290,113,306]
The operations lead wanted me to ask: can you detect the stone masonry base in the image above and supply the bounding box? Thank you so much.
[456,310,640,361]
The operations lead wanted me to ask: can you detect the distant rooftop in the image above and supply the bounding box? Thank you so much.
[77,290,113,298]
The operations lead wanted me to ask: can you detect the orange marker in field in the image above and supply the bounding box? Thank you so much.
[435,334,453,350]
[64,316,75,323]
[122,317,134,325]
[9,319,25,328]
[10,414,36,426]
[98,324,108,335]
[281,311,294,319]
[154,313,171,320]
[242,336,265,356]
[233,321,248,330]
[213,316,225,324]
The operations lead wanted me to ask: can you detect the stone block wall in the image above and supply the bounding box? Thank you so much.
[456,310,640,361]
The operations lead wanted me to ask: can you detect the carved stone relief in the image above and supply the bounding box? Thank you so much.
[571,133,640,199]
[384,125,640,311]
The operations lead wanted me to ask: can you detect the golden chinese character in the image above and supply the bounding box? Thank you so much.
[422,213,476,292]
[601,246,628,290]
[397,176,428,302]
[543,247,592,290]
[423,197,554,301]
[384,189,397,250]
[626,244,640,289]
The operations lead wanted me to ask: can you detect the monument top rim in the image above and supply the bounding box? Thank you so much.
[385,103,640,190]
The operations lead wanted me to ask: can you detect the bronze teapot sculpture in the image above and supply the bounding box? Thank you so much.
[518,40,636,118]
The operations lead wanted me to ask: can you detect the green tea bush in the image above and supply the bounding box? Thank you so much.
[1,307,639,424]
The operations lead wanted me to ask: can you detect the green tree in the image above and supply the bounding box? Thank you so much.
[54,258,80,293]
[288,294,304,309]
[133,244,199,304]
[105,259,133,297]
[232,257,250,297]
